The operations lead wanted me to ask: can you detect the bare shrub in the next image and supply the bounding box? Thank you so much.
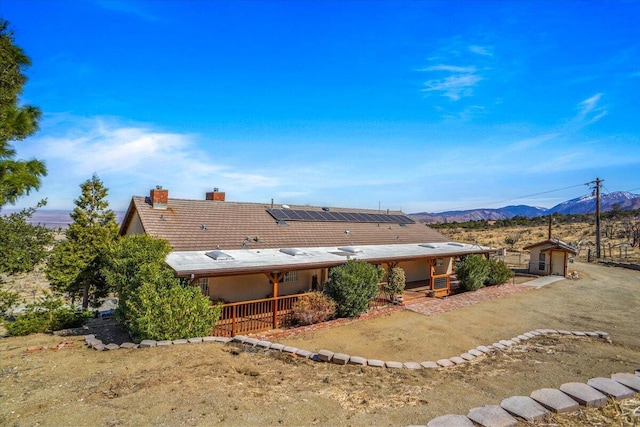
[292,292,336,326]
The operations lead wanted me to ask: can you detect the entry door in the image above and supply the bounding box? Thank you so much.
[550,251,565,276]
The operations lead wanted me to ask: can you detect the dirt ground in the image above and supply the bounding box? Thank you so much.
[1,261,639,426]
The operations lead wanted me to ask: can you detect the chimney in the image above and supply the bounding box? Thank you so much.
[206,188,226,202]
[150,185,168,209]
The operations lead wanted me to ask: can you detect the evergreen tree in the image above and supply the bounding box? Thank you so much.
[0,19,46,208]
[46,175,119,308]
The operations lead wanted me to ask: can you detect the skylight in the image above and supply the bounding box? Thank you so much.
[279,248,307,256]
[205,250,234,260]
[420,243,439,249]
[338,246,362,254]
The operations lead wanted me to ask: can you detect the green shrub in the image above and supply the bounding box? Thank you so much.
[384,267,406,303]
[4,293,90,336]
[455,254,490,291]
[127,281,221,341]
[324,260,384,318]
[291,292,336,326]
[485,259,514,286]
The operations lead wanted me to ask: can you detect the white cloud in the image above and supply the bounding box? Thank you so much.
[469,45,493,56]
[422,73,483,101]
[419,65,477,73]
[576,93,607,123]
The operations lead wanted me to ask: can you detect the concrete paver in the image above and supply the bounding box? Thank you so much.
[467,405,517,427]
[530,388,579,413]
[427,414,474,427]
[500,396,549,421]
[612,373,640,391]
[559,382,607,407]
[587,377,635,399]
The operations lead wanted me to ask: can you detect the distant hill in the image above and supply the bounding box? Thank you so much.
[411,191,640,223]
[1,209,126,228]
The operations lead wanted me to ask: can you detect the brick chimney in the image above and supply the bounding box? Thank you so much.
[150,185,168,209]
[206,188,225,202]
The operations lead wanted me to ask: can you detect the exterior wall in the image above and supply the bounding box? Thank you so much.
[397,260,430,282]
[528,247,547,275]
[124,211,144,235]
[434,257,453,275]
[206,269,319,303]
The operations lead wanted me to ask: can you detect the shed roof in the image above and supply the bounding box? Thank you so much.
[523,238,578,255]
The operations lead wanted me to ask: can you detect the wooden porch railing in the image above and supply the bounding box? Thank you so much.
[212,286,394,336]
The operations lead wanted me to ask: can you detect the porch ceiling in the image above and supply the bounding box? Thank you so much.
[166,241,494,278]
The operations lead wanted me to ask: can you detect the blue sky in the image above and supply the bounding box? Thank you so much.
[3,0,639,213]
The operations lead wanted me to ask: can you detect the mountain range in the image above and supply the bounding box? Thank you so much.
[410,191,640,224]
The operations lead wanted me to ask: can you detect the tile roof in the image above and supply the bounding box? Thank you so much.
[121,196,451,252]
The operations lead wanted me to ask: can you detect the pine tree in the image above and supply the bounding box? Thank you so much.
[46,175,119,308]
[0,19,46,208]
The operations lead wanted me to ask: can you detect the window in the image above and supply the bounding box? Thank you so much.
[538,253,546,271]
[282,271,299,283]
[197,278,209,295]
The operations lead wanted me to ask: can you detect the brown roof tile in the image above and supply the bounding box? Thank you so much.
[122,196,450,252]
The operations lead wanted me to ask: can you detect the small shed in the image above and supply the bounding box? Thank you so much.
[523,239,578,276]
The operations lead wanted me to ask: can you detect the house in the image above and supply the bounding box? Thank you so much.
[120,187,495,335]
[523,239,578,276]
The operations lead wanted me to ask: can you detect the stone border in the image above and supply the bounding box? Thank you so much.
[84,328,610,372]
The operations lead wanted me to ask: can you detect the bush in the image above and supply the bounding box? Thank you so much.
[485,259,514,286]
[4,293,90,336]
[455,254,490,291]
[127,281,221,341]
[384,267,406,303]
[324,260,384,318]
[291,292,336,326]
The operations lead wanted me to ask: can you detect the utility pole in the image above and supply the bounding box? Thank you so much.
[587,178,603,259]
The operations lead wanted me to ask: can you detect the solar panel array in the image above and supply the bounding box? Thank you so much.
[266,208,415,224]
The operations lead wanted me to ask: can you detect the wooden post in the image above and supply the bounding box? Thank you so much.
[232,305,237,337]
[266,272,284,329]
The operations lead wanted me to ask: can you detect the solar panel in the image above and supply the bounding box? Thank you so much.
[266,209,414,224]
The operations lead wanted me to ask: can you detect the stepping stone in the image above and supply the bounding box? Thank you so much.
[587,377,635,399]
[467,405,517,427]
[214,336,232,343]
[385,361,404,369]
[421,361,439,369]
[437,359,454,367]
[295,349,313,358]
[476,345,493,353]
[139,339,157,348]
[317,349,334,362]
[530,388,579,413]
[188,337,203,344]
[427,414,474,427]
[500,396,549,421]
[119,342,137,349]
[157,340,172,346]
[232,335,248,343]
[332,353,350,365]
[499,340,515,346]
[367,359,385,368]
[559,382,607,407]
[571,331,587,336]
[404,362,422,370]
[460,353,475,361]
[468,349,483,357]
[283,346,298,354]
[492,343,506,350]
[348,356,367,365]
[612,373,640,391]
[172,339,188,345]
[257,340,272,348]
[105,343,121,351]
[243,338,259,346]
[93,343,106,351]
[270,343,285,351]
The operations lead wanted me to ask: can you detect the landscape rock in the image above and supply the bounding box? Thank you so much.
[139,339,157,348]
[317,349,334,362]
[436,359,454,367]
[232,335,248,343]
[348,356,367,365]
[559,382,607,407]
[243,337,258,346]
[385,361,404,369]
[449,356,466,365]
[269,343,285,351]
[202,336,217,343]
[468,349,483,357]
[214,336,232,343]
[105,343,120,351]
[460,353,475,361]
[367,359,385,368]
[500,396,549,421]
[257,340,272,348]
[295,349,313,358]
[283,346,298,354]
[332,353,350,365]
[172,339,188,345]
[404,362,422,370]
[611,372,640,391]
[157,340,172,347]
[427,414,474,427]
[467,405,517,427]
[421,361,439,369]
[119,342,137,349]
[530,388,579,413]
[587,377,635,399]
[476,345,493,353]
